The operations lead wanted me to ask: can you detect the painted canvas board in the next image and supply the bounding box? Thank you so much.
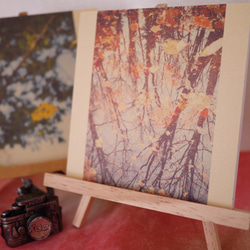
[67,4,250,208]
[0,11,76,169]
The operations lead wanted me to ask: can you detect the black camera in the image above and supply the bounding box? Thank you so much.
[0,178,62,248]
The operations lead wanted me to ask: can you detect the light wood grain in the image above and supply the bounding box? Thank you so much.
[203,221,221,250]
[0,159,66,180]
[44,173,250,230]
[73,195,95,228]
[66,9,97,179]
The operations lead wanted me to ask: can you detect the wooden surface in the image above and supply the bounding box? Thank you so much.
[0,158,66,180]
[44,173,250,230]
[203,221,221,250]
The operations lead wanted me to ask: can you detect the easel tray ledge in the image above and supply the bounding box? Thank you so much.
[44,172,250,230]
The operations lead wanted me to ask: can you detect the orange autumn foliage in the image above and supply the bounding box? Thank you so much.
[193,15,213,30]
[131,63,140,78]
[206,4,226,15]
[165,8,182,27]
[200,108,209,118]
[129,22,139,31]
[213,20,225,30]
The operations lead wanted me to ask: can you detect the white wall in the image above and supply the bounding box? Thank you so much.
[1,0,250,151]
[0,0,249,17]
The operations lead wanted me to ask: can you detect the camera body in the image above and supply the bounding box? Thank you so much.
[0,179,62,248]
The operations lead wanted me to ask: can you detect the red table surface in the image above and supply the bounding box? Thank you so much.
[1,152,250,249]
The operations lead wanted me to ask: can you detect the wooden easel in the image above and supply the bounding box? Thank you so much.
[44,173,250,250]
[43,3,250,250]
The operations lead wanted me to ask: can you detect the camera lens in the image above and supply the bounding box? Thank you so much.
[27,215,52,241]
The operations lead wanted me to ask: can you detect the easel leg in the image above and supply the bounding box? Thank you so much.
[202,221,221,250]
[72,195,95,228]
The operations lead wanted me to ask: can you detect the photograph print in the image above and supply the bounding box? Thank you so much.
[83,5,226,204]
[0,11,76,167]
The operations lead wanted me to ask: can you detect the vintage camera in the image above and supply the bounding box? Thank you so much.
[0,178,62,248]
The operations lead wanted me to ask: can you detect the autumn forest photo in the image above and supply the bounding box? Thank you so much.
[84,5,226,204]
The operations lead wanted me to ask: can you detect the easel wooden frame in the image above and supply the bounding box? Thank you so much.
[44,172,250,250]
[43,3,250,250]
